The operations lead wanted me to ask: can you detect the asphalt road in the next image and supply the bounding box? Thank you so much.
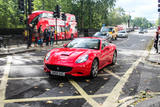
[0,30,160,107]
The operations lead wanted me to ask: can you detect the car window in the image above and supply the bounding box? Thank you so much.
[100,27,113,32]
[93,32,106,37]
[118,31,125,33]
[101,40,109,50]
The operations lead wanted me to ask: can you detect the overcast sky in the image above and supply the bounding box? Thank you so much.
[116,0,158,22]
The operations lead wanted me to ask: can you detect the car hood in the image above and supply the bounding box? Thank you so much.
[48,48,90,63]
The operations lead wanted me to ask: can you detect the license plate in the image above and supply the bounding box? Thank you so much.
[51,71,65,76]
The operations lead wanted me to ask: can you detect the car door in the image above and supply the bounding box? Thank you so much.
[99,40,110,68]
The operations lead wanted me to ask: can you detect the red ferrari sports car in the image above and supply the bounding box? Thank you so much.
[44,37,117,78]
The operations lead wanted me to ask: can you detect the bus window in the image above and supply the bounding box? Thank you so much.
[66,25,71,32]
[61,27,65,32]
[71,16,75,22]
[41,13,53,18]
[31,15,40,27]
[57,26,61,33]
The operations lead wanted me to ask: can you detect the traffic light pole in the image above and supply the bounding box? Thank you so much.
[56,17,58,45]
[25,0,29,47]
[159,13,160,25]
[64,21,66,40]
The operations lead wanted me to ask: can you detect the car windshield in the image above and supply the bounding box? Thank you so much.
[100,27,112,32]
[93,32,106,37]
[66,38,100,50]
[118,31,126,33]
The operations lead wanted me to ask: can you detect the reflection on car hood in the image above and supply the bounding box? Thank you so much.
[48,48,90,63]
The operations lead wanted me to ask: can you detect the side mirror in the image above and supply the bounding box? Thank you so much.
[104,46,110,51]
[63,44,67,47]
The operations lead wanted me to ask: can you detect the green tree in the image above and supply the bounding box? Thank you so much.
[0,0,117,29]
[132,17,153,29]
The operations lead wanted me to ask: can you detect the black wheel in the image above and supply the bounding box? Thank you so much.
[115,36,117,40]
[108,38,112,43]
[90,59,99,78]
[112,51,117,65]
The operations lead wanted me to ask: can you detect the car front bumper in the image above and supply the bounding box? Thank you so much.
[44,59,93,77]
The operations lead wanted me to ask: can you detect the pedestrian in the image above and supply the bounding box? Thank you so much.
[38,25,43,47]
[34,26,38,47]
[23,29,28,42]
[50,27,55,46]
[27,24,33,49]
[43,25,50,46]
[154,29,160,53]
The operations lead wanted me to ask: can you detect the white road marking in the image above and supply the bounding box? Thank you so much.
[7,77,49,80]
[0,56,12,107]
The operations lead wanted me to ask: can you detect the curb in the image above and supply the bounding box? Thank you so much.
[135,96,160,107]
[146,59,160,65]
[145,39,160,65]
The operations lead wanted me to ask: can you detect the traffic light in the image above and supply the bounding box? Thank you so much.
[158,4,160,12]
[55,5,61,18]
[28,0,34,14]
[18,0,24,14]
[62,13,66,21]
[53,11,57,18]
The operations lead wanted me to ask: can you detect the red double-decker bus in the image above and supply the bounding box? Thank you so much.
[28,10,78,40]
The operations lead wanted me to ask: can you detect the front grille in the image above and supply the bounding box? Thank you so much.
[46,64,72,72]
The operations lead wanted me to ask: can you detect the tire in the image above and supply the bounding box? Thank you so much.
[115,36,117,40]
[111,51,117,65]
[90,59,99,78]
[109,38,112,43]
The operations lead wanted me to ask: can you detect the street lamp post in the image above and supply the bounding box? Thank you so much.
[125,10,134,29]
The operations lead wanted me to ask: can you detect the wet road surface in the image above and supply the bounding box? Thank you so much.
[0,30,159,107]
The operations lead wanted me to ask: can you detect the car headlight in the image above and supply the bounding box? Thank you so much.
[76,54,89,63]
[45,52,51,60]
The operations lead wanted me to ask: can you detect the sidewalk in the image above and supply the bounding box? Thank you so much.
[146,44,160,65]
[0,40,70,56]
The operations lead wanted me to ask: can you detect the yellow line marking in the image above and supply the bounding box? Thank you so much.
[103,68,121,80]
[102,40,151,107]
[152,92,160,95]
[157,76,160,78]
[0,56,12,107]
[0,72,126,81]
[69,79,101,107]
[4,96,83,103]
[102,57,143,107]
[98,72,125,77]
[3,93,109,103]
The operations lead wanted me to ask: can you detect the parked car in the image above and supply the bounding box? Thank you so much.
[93,32,112,43]
[139,29,144,34]
[44,37,117,78]
[100,26,118,40]
[144,29,148,33]
[117,30,128,38]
